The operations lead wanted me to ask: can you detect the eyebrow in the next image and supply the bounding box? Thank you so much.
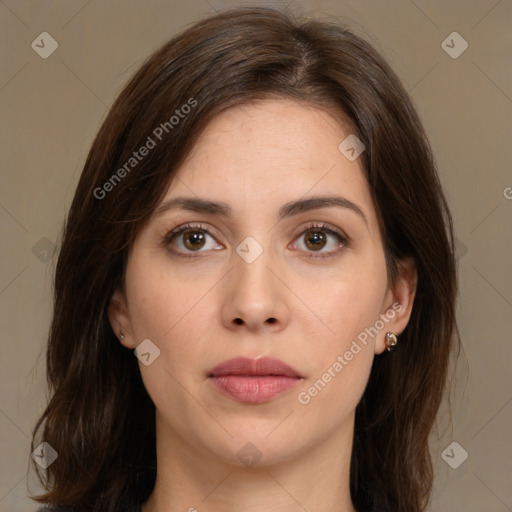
[153,195,368,226]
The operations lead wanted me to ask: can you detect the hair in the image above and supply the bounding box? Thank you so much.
[30,6,460,512]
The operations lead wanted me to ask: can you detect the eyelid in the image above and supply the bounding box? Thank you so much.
[292,221,350,244]
[289,221,350,258]
[161,222,221,246]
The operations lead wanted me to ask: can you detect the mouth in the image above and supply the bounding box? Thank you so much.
[208,356,304,404]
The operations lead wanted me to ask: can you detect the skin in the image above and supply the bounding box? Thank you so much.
[108,99,416,512]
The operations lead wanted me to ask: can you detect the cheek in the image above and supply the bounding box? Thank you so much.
[301,256,388,351]
[304,352,374,428]
[126,256,217,374]
[125,263,215,418]
[293,252,387,410]
[126,250,201,338]
[296,279,380,417]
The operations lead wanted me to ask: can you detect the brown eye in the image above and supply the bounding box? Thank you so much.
[183,230,206,251]
[303,229,327,251]
[292,223,348,258]
[163,223,223,257]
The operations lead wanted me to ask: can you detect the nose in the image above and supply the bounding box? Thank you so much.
[220,242,290,333]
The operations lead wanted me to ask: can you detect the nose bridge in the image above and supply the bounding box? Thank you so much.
[233,233,276,298]
[222,232,288,330]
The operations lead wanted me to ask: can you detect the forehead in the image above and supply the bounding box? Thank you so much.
[178,98,358,177]
[162,99,376,229]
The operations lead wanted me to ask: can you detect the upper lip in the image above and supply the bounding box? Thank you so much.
[208,357,302,378]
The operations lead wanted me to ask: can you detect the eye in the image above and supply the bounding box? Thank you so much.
[291,222,349,258]
[162,222,349,259]
[162,223,223,257]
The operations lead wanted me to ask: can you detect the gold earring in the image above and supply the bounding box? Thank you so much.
[385,332,398,352]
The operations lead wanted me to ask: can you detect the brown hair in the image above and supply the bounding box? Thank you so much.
[30,6,459,512]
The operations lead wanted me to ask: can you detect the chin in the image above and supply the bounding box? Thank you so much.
[198,425,310,469]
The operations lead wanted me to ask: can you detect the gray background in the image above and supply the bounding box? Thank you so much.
[1,0,511,510]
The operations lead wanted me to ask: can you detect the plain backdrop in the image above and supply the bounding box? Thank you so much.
[0,1,511,511]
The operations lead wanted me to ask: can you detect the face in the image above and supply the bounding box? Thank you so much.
[109,99,415,468]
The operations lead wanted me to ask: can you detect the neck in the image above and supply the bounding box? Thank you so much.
[141,412,357,512]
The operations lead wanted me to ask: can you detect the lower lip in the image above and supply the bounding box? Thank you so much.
[209,375,302,404]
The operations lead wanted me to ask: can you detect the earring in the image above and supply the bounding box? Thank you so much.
[119,333,125,340]
[385,332,398,352]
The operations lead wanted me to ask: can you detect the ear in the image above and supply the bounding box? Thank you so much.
[375,257,417,355]
[108,288,136,349]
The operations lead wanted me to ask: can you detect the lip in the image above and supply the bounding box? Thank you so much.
[208,357,303,404]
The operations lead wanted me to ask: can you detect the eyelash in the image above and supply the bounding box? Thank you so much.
[162,222,350,259]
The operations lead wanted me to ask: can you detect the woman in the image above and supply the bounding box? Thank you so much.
[30,6,459,512]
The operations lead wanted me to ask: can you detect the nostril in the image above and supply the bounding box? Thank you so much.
[234,318,243,325]
[267,318,276,324]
